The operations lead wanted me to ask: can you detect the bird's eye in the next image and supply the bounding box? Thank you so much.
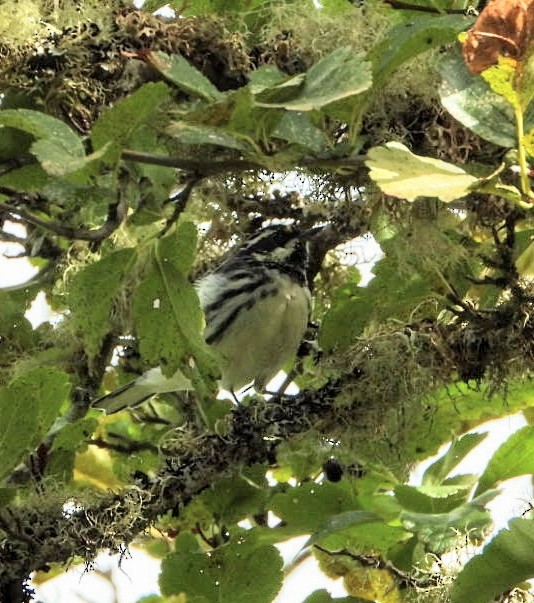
[274,230,288,245]
[273,226,296,246]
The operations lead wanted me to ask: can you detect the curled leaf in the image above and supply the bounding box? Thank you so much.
[463,0,534,74]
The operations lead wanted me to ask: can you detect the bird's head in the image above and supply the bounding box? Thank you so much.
[236,223,320,268]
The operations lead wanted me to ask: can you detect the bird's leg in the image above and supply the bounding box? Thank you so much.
[265,370,298,400]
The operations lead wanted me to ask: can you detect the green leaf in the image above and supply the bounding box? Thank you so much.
[366,142,477,202]
[422,432,487,486]
[248,65,287,94]
[147,51,224,101]
[394,484,472,514]
[370,14,471,88]
[69,248,136,360]
[516,239,534,277]
[303,590,366,603]
[173,531,202,554]
[136,596,165,603]
[158,222,198,275]
[0,488,16,507]
[400,490,497,555]
[439,52,533,148]
[159,532,283,603]
[166,122,251,152]
[317,269,363,351]
[322,521,411,556]
[451,518,534,603]
[408,379,534,464]
[254,72,304,106]
[133,259,200,377]
[0,368,70,480]
[386,535,422,573]
[46,417,98,481]
[200,465,268,524]
[0,109,100,177]
[174,0,272,19]
[270,481,358,534]
[475,426,534,496]
[256,47,372,111]
[225,87,265,141]
[133,225,217,381]
[481,58,521,110]
[525,127,534,159]
[0,108,83,156]
[0,288,38,363]
[519,52,534,111]
[39,179,116,210]
[442,473,479,487]
[304,510,381,547]
[273,431,328,482]
[91,82,171,163]
[124,123,179,221]
[0,164,53,192]
[272,112,327,153]
[31,139,109,177]
[319,247,437,351]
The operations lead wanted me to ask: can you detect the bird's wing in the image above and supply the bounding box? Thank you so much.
[92,367,192,414]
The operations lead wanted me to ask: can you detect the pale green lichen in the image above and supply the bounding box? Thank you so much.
[0,0,43,44]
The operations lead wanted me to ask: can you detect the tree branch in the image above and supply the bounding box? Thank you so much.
[383,0,473,14]
[90,436,160,455]
[314,544,442,589]
[0,230,26,245]
[121,150,262,175]
[160,175,203,235]
[0,197,127,242]
[121,150,367,175]
[1,282,533,599]
[0,382,345,601]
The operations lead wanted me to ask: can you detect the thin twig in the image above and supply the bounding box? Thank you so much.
[160,175,202,236]
[121,149,367,174]
[0,198,127,242]
[383,0,471,13]
[122,150,262,175]
[91,436,160,454]
[314,544,442,589]
[0,231,26,245]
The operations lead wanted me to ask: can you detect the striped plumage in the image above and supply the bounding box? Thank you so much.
[93,224,312,413]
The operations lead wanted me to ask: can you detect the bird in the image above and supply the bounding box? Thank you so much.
[92,223,316,414]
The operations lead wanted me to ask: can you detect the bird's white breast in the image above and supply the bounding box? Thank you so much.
[209,274,310,391]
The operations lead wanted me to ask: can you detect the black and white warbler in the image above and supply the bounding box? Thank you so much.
[93,223,316,413]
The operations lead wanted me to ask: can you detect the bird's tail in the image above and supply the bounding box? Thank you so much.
[92,367,192,414]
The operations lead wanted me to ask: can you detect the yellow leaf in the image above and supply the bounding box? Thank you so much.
[74,447,122,490]
[344,565,403,603]
[516,239,534,278]
[32,563,69,585]
[523,127,534,159]
[366,142,477,203]
[481,57,521,109]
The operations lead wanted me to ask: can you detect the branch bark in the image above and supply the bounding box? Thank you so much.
[121,149,366,175]
[121,150,262,175]
[1,285,533,600]
[0,197,127,242]
[383,0,472,13]
[1,199,532,601]
[0,381,344,601]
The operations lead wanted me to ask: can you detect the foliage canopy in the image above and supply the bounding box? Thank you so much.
[1,1,534,602]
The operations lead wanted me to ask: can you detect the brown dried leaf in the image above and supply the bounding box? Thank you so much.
[463,0,534,74]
